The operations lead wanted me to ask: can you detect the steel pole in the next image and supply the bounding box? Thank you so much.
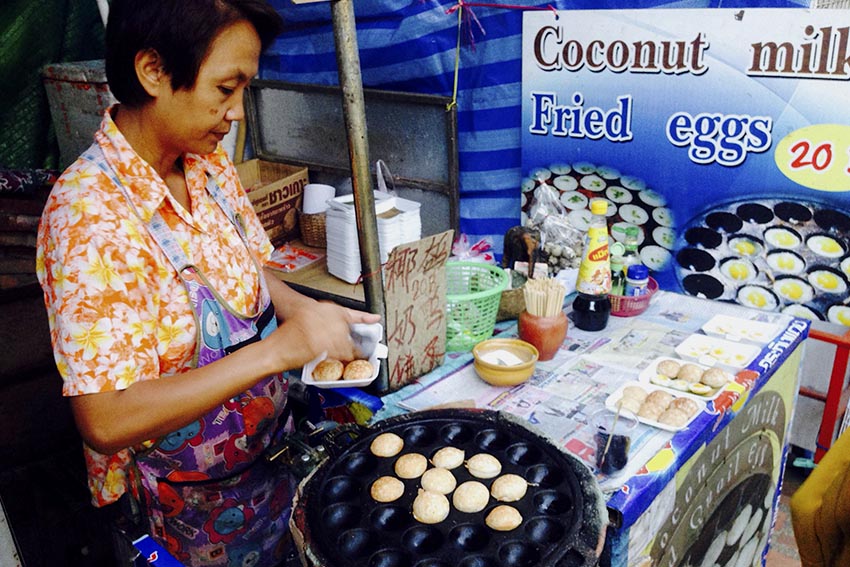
[331,0,389,393]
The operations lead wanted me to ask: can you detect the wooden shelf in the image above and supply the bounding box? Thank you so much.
[271,240,365,310]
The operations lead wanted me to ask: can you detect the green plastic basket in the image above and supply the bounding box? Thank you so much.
[445,261,509,352]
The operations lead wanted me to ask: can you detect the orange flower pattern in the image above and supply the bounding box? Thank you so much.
[36,109,273,506]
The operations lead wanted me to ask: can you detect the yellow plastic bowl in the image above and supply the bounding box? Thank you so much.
[472,338,539,387]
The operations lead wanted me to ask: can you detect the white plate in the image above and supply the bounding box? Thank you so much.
[301,324,388,389]
[638,356,725,401]
[675,333,760,371]
[605,381,705,432]
[700,314,782,345]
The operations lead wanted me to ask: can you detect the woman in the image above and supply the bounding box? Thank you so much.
[36,1,380,565]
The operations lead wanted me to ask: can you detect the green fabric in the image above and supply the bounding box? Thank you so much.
[0,0,105,169]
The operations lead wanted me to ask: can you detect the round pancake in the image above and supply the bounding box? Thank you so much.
[677,363,704,383]
[431,446,465,470]
[466,453,502,479]
[452,481,490,513]
[370,476,405,503]
[702,367,732,388]
[394,453,428,479]
[420,467,457,495]
[412,490,450,524]
[656,359,681,378]
[343,359,374,380]
[312,358,343,381]
[369,433,404,458]
[485,505,523,531]
[490,474,528,502]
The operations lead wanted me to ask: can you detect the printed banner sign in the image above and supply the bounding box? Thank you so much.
[521,8,850,326]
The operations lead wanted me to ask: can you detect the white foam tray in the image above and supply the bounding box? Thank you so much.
[700,314,782,345]
[638,356,726,402]
[301,326,388,389]
[605,381,706,432]
[674,334,760,372]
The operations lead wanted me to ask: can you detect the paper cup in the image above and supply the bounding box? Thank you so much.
[302,183,336,214]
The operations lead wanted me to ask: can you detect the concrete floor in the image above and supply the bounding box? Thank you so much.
[765,458,809,567]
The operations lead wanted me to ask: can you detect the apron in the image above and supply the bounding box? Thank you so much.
[83,146,294,567]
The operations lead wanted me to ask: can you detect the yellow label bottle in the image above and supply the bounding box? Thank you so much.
[576,200,612,295]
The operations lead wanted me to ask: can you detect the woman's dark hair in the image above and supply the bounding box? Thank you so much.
[105,0,284,106]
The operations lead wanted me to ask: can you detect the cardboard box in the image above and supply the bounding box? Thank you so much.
[236,159,308,246]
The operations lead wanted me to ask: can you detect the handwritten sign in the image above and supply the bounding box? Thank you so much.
[384,230,454,392]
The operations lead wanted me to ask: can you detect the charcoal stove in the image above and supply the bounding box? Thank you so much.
[290,409,607,567]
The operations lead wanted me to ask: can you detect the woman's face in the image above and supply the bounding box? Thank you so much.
[157,20,261,157]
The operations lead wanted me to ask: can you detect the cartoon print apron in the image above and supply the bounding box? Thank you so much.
[85,147,294,567]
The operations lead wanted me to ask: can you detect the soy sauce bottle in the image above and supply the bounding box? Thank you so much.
[572,200,611,331]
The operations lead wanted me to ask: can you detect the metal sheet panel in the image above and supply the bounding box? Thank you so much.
[245,80,459,233]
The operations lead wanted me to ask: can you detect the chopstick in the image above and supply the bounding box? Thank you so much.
[523,278,567,317]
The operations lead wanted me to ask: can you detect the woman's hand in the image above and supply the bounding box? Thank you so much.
[262,271,381,365]
[347,307,383,326]
[268,301,381,369]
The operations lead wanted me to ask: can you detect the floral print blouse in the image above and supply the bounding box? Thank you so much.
[36,109,273,506]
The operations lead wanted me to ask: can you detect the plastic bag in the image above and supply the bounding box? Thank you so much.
[526,181,567,229]
[540,214,584,274]
[451,234,496,264]
[375,159,397,197]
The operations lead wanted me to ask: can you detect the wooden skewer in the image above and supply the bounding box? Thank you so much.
[599,402,624,470]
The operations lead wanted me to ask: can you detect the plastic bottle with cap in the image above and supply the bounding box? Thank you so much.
[610,255,626,296]
[621,226,641,276]
[624,264,650,296]
[572,200,611,331]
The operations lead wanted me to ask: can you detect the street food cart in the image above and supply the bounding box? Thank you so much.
[368,291,808,567]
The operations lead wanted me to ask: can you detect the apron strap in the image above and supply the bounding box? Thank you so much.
[81,145,270,308]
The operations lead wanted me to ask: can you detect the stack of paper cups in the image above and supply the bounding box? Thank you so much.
[302,183,336,214]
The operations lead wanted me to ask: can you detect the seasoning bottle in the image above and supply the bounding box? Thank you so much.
[624,264,650,296]
[572,200,611,331]
[621,226,641,276]
[610,255,626,296]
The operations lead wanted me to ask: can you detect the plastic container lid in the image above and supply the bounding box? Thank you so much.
[627,264,649,279]
[590,200,608,215]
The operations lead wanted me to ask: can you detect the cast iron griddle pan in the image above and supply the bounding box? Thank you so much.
[295,409,607,567]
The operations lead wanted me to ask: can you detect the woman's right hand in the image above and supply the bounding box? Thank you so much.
[269,300,369,369]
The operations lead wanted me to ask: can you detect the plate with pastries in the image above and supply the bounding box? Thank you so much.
[301,323,388,389]
[606,381,706,432]
[638,356,736,402]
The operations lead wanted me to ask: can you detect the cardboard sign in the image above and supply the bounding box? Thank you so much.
[383,230,454,391]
